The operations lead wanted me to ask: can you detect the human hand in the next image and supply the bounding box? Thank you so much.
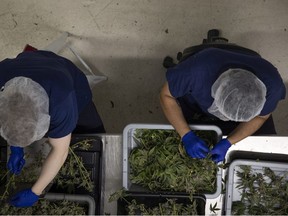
[9,188,39,207]
[7,146,25,175]
[182,131,209,159]
[210,139,231,163]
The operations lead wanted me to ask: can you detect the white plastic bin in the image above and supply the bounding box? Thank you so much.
[122,123,223,199]
[225,159,288,215]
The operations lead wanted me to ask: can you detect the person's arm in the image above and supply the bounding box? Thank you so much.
[160,82,209,158]
[160,82,190,138]
[9,134,71,207]
[227,114,271,144]
[31,133,71,195]
[211,114,271,163]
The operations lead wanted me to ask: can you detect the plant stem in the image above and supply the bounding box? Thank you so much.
[1,174,15,200]
[0,170,10,181]
[68,147,91,189]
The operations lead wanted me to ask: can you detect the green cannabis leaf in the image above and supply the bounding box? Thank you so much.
[210,202,220,213]
[111,191,199,215]
[232,165,288,215]
[0,139,96,215]
[0,199,86,215]
[109,129,219,215]
[109,187,128,203]
[54,139,95,193]
[130,129,219,194]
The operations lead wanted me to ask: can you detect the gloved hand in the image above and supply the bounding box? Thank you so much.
[9,188,39,207]
[210,138,232,163]
[182,131,209,159]
[7,146,25,175]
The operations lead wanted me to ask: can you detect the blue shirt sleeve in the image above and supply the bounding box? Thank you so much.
[166,55,200,98]
[251,57,286,115]
[260,82,286,115]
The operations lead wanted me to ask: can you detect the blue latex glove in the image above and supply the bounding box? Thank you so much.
[7,146,25,175]
[182,131,209,159]
[9,188,39,207]
[210,138,232,163]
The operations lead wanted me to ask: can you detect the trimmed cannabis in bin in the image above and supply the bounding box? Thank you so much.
[0,199,86,215]
[232,165,288,215]
[109,129,217,215]
[55,139,94,193]
[109,188,199,215]
[129,129,219,194]
[0,139,94,215]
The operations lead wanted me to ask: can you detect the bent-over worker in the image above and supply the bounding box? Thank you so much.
[0,50,105,207]
[160,48,286,163]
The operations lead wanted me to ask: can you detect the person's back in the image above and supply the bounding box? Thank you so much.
[0,50,105,137]
[160,47,286,163]
[0,50,92,113]
[0,50,105,208]
[166,48,285,117]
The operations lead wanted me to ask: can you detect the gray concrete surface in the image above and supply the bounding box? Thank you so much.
[0,0,287,135]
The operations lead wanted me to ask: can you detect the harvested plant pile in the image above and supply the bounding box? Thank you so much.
[129,129,218,194]
[125,198,198,215]
[54,139,94,193]
[0,199,86,215]
[0,139,94,215]
[109,129,219,215]
[232,165,288,215]
[109,189,199,215]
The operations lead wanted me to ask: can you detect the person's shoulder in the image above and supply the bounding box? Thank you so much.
[198,47,226,55]
[0,57,18,72]
[0,58,12,65]
[16,50,65,61]
[191,48,228,61]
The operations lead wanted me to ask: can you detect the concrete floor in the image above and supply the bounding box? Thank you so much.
[0,0,287,135]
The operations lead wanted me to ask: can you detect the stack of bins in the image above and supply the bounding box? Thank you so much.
[120,124,223,215]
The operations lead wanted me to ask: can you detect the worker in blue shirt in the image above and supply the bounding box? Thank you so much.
[0,50,105,207]
[160,48,286,163]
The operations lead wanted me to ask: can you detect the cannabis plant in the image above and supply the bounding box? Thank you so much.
[0,139,95,215]
[129,129,219,194]
[0,199,86,215]
[0,170,88,215]
[232,165,288,215]
[54,139,95,193]
[109,188,199,215]
[109,129,217,215]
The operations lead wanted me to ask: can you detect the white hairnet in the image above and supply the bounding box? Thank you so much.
[208,68,266,122]
[0,77,50,147]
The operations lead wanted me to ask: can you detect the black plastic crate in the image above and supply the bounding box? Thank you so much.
[123,124,223,199]
[0,135,103,214]
[227,150,288,163]
[49,135,102,214]
[117,192,206,215]
[0,137,8,189]
[0,137,7,164]
[72,135,102,196]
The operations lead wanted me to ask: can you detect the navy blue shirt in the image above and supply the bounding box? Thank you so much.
[0,51,92,138]
[167,48,286,116]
